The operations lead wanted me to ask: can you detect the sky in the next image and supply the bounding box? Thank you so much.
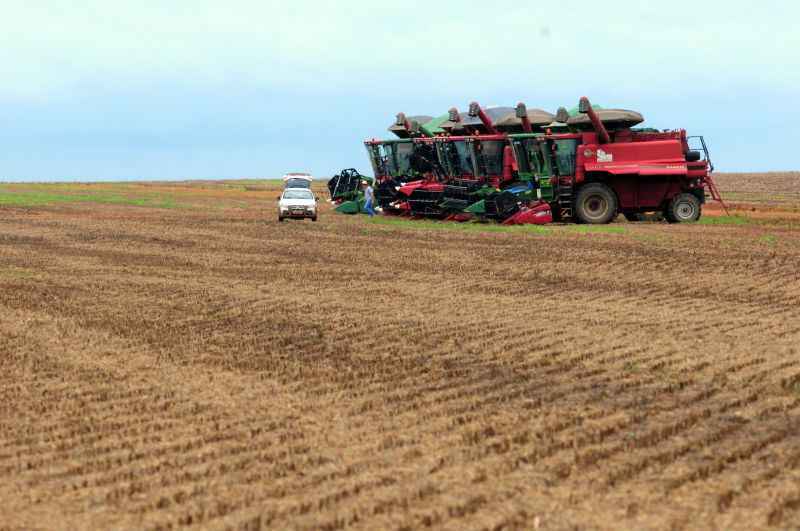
[0,1,798,181]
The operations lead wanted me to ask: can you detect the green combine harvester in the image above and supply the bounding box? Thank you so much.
[363,113,448,214]
[330,112,448,215]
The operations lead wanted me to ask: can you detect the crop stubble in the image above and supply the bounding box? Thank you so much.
[1,176,799,530]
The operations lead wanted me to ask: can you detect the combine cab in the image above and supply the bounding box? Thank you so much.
[509,97,722,223]
[365,112,447,215]
[438,102,554,220]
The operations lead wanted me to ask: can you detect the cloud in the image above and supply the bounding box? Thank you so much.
[2,1,797,98]
[0,1,798,178]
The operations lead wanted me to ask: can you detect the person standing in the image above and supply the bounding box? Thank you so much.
[362,180,375,217]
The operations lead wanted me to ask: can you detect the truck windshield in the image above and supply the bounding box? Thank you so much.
[283,190,313,200]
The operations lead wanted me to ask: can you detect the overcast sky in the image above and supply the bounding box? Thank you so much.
[0,1,797,181]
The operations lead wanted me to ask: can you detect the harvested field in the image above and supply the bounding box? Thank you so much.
[1,174,799,530]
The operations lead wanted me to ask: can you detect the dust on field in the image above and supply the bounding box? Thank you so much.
[1,175,799,530]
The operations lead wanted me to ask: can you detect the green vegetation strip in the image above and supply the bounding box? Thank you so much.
[697,215,750,226]
[0,267,34,279]
[367,217,626,235]
[0,189,181,209]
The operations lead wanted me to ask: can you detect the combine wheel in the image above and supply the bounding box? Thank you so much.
[575,183,618,224]
[666,193,701,223]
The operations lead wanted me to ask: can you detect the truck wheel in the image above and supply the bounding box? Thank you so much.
[575,183,617,224]
[666,193,701,223]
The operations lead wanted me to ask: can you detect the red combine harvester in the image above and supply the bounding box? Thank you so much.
[364,113,447,215]
[509,97,724,223]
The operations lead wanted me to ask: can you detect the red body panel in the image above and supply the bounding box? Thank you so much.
[502,202,553,225]
[574,131,704,209]
[398,181,444,197]
[397,180,426,196]
[582,140,686,175]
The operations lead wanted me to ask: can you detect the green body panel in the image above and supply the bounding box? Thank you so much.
[335,200,360,214]
[475,185,496,198]
[439,198,466,210]
[420,114,448,137]
[566,104,603,116]
[334,193,368,215]
[508,133,561,203]
[465,199,486,214]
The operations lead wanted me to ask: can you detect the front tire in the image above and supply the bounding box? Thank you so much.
[575,183,618,224]
[666,193,701,223]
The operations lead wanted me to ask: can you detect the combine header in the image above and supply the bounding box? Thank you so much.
[327,168,372,214]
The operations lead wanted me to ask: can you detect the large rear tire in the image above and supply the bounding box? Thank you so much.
[575,183,618,224]
[666,193,701,223]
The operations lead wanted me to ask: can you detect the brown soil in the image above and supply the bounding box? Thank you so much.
[1,176,799,530]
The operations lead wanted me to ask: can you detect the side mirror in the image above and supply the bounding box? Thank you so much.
[555,107,569,123]
[515,102,527,118]
[578,97,590,114]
